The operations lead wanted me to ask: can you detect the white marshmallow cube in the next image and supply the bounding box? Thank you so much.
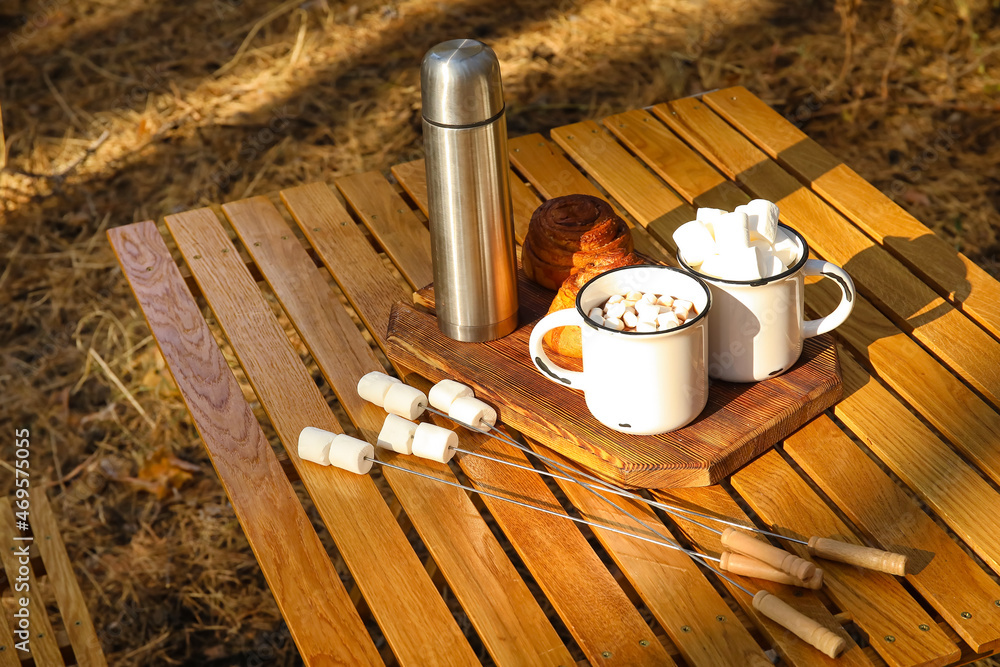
[640,292,658,304]
[744,199,780,243]
[656,294,674,307]
[635,301,660,321]
[772,230,799,267]
[623,310,638,328]
[626,290,643,302]
[298,426,335,465]
[698,254,726,279]
[604,317,625,331]
[759,254,787,278]
[713,211,751,253]
[673,220,717,265]
[383,383,427,420]
[377,414,418,454]
[606,294,624,305]
[657,311,681,330]
[636,321,657,332]
[588,308,604,323]
[329,434,374,474]
[449,396,497,429]
[723,246,763,281]
[672,299,695,321]
[428,379,473,412]
[357,371,402,405]
[696,207,727,235]
[411,423,458,463]
[605,301,626,319]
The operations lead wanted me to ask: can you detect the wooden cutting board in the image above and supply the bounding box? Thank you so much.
[386,271,842,489]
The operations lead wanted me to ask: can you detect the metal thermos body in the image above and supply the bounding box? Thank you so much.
[421,39,519,342]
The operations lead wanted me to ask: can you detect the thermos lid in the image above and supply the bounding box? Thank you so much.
[421,39,504,127]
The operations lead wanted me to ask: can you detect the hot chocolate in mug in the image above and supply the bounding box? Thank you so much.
[677,224,855,383]
[528,265,712,435]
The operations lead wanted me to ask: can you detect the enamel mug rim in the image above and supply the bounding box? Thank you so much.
[574,264,713,336]
[676,223,810,286]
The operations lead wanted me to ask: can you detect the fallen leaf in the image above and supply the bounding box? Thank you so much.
[135,448,200,499]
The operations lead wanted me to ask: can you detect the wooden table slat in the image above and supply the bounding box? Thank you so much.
[653,98,1000,411]
[163,209,478,666]
[703,87,1000,342]
[108,221,383,667]
[335,171,435,291]
[731,451,960,667]
[656,487,870,667]
[0,499,65,666]
[604,107,1000,493]
[835,349,1000,578]
[222,195,573,667]
[785,416,1000,654]
[288,180,674,666]
[29,489,108,667]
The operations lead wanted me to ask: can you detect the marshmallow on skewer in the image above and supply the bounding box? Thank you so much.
[357,371,401,405]
[377,414,418,454]
[329,434,375,474]
[712,211,751,253]
[411,423,458,463]
[449,396,497,429]
[673,220,717,265]
[383,383,428,420]
[298,427,335,465]
[743,199,780,243]
[428,379,473,412]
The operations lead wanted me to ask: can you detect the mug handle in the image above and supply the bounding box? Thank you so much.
[802,259,855,338]
[528,308,587,390]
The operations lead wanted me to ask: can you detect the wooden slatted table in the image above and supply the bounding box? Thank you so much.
[108,87,1000,667]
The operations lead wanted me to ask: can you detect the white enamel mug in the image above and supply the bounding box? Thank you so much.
[677,224,855,383]
[528,265,712,435]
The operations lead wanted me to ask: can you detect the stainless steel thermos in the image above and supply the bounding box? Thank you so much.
[420,39,519,342]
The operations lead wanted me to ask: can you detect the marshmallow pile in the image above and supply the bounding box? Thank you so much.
[589,291,696,333]
[673,200,799,281]
[297,374,501,471]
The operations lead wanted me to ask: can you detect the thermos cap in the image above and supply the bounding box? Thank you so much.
[421,39,504,127]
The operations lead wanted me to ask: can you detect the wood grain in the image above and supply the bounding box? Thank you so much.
[29,489,107,667]
[0,499,65,666]
[785,416,1000,653]
[731,450,959,667]
[279,183,407,358]
[163,209,477,666]
[654,97,1000,410]
[835,349,1000,578]
[335,171,434,291]
[292,186,674,665]
[539,449,772,666]
[386,281,842,488]
[108,220,383,667]
[0,610,20,667]
[222,195,572,667]
[656,486,869,667]
[704,87,1000,341]
[506,133,672,262]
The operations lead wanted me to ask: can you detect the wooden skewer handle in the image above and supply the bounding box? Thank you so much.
[719,552,823,589]
[807,537,907,575]
[753,591,847,658]
[721,527,816,581]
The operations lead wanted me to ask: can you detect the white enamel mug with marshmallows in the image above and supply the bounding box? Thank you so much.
[528,265,712,435]
[677,224,855,383]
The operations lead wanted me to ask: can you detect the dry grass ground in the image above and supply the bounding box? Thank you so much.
[0,0,998,664]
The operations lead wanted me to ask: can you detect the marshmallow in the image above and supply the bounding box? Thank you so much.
[672,300,695,321]
[382,383,427,420]
[673,220,717,265]
[377,414,418,454]
[696,207,727,235]
[626,290,643,301]
[772,231,799,267]
[698,254,726,279]
[605,301,626,319]
[449,396,497,429]
[635,301,660,321]
[588,308,604,323]
[623,309,638,328]
[724,246,763,281]
[357,371,401,405]
[640,292,658,304]
[604,316,625,331]
[298,427,335,465]
[713,211,751,253]
[636,321,657,332]
[606,294,624,305]
[759,254,787,278]
[657,311,681,330]
[428,379,474,411]
[412,423,458,463]
[329,434,374,474]
[656,294,674,307]
[743,199,780,243]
